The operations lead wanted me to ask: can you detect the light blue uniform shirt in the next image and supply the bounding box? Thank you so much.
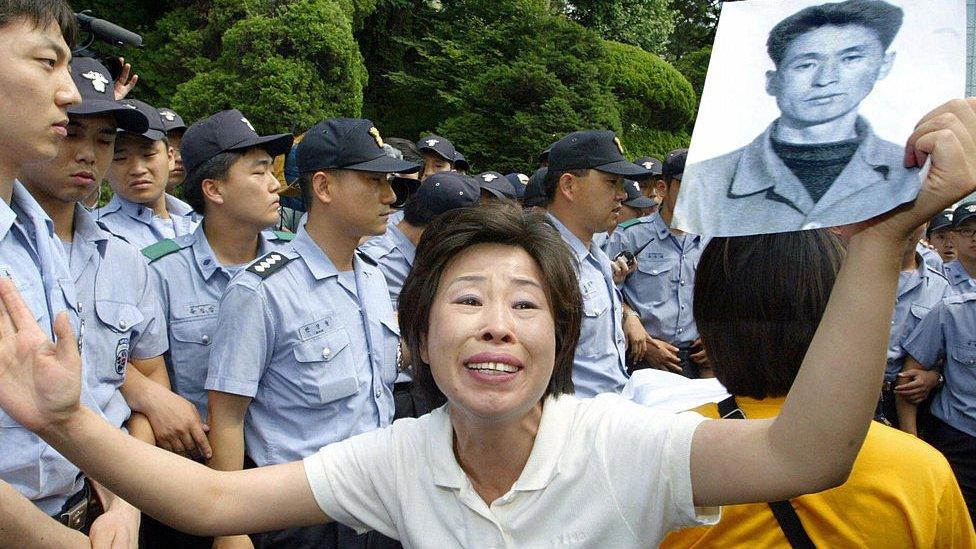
[69,204,168,429]
[885,257,949,381]
[547,213,628,397]
[917,243,943,272]
[360,222,416,309]
[903,292,976,438]
[205,223,400,465]
[147,224,292,419]
[605,214,708,348]
[0,182,95,514]
[942,260,976,295]
[96,193,198,249]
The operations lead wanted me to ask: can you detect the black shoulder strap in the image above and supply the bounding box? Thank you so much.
[716,396,816,548]
[246,252,291,279]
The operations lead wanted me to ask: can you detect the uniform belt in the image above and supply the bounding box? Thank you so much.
[52,482,92,531]
[882,380,896,393]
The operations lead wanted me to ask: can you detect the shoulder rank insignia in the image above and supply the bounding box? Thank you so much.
[142,239,185,262]
[618,217,644,230]
[247,252,292,278]
[272,230,295,242]
[356,249,378,267]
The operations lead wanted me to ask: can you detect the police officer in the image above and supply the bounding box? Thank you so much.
[205,118,418,548]
[158,107,188,192]
[902,290,976,524]
[927,210,956,264]
[872,225,949,427]
[632,155,663,203]
[944,202,976,294]
[97,99,198,248]
[476,170,518,200]
[606,149,710,378]
[138,109,294,548]
[544,130,652,397]
[416,134,455,179]
[522,167,548,211]
[506,172,529,201]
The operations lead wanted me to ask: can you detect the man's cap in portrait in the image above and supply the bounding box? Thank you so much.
[662,149,688,180]
[181,109,294,178]
[68,57,148,135]
[548,130,651,178]
[118,99,168,142]
[633,156,663,178]
[951,202,976,228]
[158,108,187,134]
[523,167,548,208]
[927,210,954,235]
[414,172,481,216]
[623,179,655,209]
[297,118,421,174]
[477,171,518,199]
[454,151,470,172]
[417,134,457,163]
[766,0,904,67]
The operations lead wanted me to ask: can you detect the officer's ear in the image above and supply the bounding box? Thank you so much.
[765,69,780,97]
[310,170,336,205]
[556,172,577,201]
[200,177,225,206]
[165,145,176,173]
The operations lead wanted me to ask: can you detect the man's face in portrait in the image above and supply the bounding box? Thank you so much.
[766,24,894,128]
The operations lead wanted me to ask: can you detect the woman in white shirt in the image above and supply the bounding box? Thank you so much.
[0,99,974,548]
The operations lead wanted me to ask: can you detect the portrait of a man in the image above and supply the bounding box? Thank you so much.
[673,0,965,236]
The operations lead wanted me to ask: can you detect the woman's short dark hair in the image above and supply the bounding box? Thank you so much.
[182,151,243,215]
[0,0,78,47]
[399,202,581,407]
[694,230,846,399]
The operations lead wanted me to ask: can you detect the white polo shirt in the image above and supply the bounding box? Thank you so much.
[303,393,719,548]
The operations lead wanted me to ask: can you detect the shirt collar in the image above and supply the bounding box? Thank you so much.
[72,203,110,245]
[389,223,417,265]
[105,193,154,224]
[11,180,56,239]
[166,194,194,217]
[190,224,222,280]
[546,212,589,260]
[429,395,576,492]
[291,222,339,280]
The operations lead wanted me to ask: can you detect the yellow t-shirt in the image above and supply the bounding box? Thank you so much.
[661,397,975,548]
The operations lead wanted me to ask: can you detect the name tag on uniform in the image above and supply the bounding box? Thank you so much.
[187,303,217,317]
[299,317,334,341]
[644,252,666,261]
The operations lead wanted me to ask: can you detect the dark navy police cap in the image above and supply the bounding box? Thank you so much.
[417,135,457,163]
[622,179,655,209]
[952,202,976,228]
[927,210,954,235]
[538,145,552,165]
[633,156,663,177]
[298,118,421,174]
[523,167,548,208]
[158,108,187,134]
[454,151,470,172]
[68,57,148,135]
[548,130,651,178]
[181,109,294,177]
[477,171,518,199]
[662,149,688,180]
[506,173,529,199]
[414,172,480,216]
[118,99,168,142]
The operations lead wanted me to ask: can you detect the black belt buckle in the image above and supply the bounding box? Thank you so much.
[58,496,88,530]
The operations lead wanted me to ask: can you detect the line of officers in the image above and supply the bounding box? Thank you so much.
[5,52,976,547]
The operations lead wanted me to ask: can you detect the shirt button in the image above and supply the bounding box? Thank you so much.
[203,259,212,266]
[679,280,686,286]
[322,347,332,359]
[677,328,684,333]
[374,388,382,398]
[201,334,211,345]
[651,270,658,275]
[118,320,128,330]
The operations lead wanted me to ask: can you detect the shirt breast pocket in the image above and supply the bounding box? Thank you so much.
[169,318,217,392]
[950,344,976,368]
[634,260,675,305]
[0,411,41,495]
[93,300,145,383]
[292,329,360,406]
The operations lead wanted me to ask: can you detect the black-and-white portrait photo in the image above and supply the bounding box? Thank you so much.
[673,0,967,236]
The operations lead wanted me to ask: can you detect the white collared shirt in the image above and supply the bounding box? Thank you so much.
[304,393,718,548]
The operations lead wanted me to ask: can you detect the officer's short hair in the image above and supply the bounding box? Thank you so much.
[0,0,78,48]
[694,230,846,399]
[182,151,244,215]
[767,0,903,68]
[399,202,581,406]
[542,169,590,205]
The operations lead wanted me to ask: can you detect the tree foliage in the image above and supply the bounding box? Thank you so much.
[567,0,676,56]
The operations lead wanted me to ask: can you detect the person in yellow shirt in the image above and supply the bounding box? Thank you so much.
[662,230,975,548]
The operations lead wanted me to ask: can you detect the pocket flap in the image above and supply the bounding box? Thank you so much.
[293,330,351,363]
[171,320,213,346]
[94,300,144,333]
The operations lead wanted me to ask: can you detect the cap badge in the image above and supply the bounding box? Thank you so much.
[946,213,954,221]
[482,173,498,182]
[967,205,976,213]
[631,180,640,192]
[642,161,654,170]
[160,111,176,121]
[517,174,529,184]
[425,139,440,147]
[241,117,256,132]
[122,104,137,110]
[81,71,110,93]
[369,127,384,148]
[613,136,625,155]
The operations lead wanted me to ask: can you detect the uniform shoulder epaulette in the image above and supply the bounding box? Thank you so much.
[356,249,378,267]
[924,263,949,282]
[247,251,292,279]
[618,218,646,230]
[271,230,295,242]
[946,292,976,305]
[141,239,186,262]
